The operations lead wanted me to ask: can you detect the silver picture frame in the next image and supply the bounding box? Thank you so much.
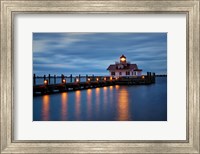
[0,0,199,153]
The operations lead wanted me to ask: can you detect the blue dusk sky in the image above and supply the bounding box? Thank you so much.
[33,33,167,76]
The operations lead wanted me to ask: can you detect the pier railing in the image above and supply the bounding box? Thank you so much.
[33,74,113,85]
[33,72,155,85]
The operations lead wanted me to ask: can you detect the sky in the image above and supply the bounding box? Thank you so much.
[33,33,167,76]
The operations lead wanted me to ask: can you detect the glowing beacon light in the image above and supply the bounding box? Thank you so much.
[120,54,126,62]
[110,77,112,81]
[87,78,90,82]
[44,79,48,85]
[121,57,126,61]
[76,78,79,82]
[104,77,106,81]
[142,75,145,79]
[96,78,99,82]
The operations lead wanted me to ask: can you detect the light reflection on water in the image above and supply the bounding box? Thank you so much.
[115,85,120,90]
[109,86,114,109]
[42,95,50,121]
[86,89,92,119]
[95,88,100,114]
[61,92,68,120]
[103,87,108,112]
[117,88,129,121]
[75,90,81,120]
[33,77,167,121]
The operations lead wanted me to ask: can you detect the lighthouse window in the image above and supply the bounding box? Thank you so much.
[111,72,115,75]
[118,65,123,69]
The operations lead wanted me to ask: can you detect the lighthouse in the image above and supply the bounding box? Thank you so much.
[107,55,142,77]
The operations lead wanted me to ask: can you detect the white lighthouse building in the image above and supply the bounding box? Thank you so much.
[107,55,142,77]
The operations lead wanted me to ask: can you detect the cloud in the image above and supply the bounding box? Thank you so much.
[33,33,167,76]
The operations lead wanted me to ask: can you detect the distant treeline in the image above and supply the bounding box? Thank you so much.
[155,74,167,77]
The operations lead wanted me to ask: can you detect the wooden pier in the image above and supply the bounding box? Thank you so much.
[33,72,155,96]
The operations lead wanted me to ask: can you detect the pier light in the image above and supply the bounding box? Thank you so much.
[76,78,79,82]
[96,78,99,82]
[62,79,66,83]
[142,75,145,79]
[110,77,112,81]
[44,79,48,85]
[104,77,106,81]
[87,78,90,82]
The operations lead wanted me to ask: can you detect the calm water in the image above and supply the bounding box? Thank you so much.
[33,77,167,121]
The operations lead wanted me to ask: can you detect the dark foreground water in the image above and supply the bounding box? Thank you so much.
[33,77,167,121]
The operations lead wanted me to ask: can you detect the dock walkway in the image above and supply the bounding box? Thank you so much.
[33,72,155,95]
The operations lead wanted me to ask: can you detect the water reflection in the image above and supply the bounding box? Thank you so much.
[117,88,129,120]
[33,77,167,121]
[103,87,108,102]
[109,86,114,106]
[61,92,68,120]
[42,95,50,120]
[87,89,92,118]
[115,85,120,90]
[75,90,81,120]
[103,87,108,111]
[95,88,100,113]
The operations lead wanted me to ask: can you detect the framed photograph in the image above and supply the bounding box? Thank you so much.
[32,32,167,122]
[1,0,199,153]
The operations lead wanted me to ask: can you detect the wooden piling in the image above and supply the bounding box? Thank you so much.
[61,74,64,83]
[86,74,88,82]
[152,72,156,83]
[146,72,149,83]
[48,74,51,84]
[79,74,81,82]
[54,75,56,84]
[70,74,72,83]
[33,74,36,85]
